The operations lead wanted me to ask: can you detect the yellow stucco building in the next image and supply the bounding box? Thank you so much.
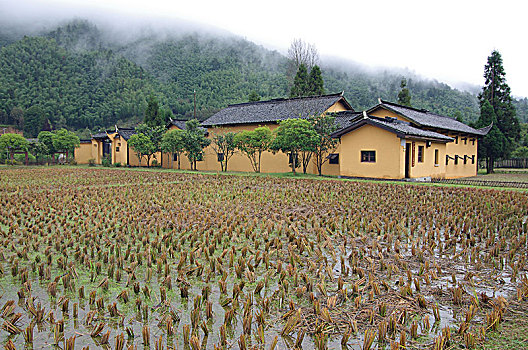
[75,127,154,166]
[75,93,490,179]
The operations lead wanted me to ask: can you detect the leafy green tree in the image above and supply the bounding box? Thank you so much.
[52,128,80,160]
[38,131,56,163]
[182,119,211,170]
[310,115,339,175]
[128,133,156,167]
[248,91,260,102]
[478,50,520,156]
[23,105,46,137]
[0,133,29,162]
[136,124,166,152]
[235,126,273,173]
[512,146,528,158]
[129,124,166,167]
[30,141,49,163]
[161,128,185,169]
[308,65,324,96]
[271,118,319,173]
[289,64,309,98]
[475,100,507,173]
[398,78,412,107]
[211,130,238,171]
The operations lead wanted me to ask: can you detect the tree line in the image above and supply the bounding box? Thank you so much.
[0,128,80,164]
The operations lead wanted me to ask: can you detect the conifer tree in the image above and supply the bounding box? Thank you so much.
[476,100,507,173]
[248,91,260,102]
[144,95,164,127]
[289,64,309,98]
[397,78,412,107]
[308,65,325,96]
[478,50,520,156]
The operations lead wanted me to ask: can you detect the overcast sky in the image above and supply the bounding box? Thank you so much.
[2,0,527,97]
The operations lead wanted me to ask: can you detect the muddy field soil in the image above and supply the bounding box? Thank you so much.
[0,168,527,349]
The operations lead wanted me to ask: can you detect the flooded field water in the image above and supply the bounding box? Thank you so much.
[0,168,527,349]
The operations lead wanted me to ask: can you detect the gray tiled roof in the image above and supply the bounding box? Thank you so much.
[92,132,109,140]
[370,100,489,136]
[202,93,353,127]
[117,128,136,141]
[169,119,188,130]
[332,111,454,142]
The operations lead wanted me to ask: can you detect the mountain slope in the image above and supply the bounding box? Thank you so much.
[0,19,526,136]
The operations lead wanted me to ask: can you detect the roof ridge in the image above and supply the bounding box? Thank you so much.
[226,92,345,108]
[379,99,430,114]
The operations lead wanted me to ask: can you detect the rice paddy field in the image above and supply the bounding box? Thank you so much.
[0,167,527,350]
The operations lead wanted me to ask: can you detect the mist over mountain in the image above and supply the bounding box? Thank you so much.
[0,17,526,136]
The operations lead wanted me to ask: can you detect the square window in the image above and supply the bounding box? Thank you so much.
[217,153,224,162]
[361,151,376,163]
[455,155,458,165]
[288,153,299,165]
[434,149,439,166]
[173,153,178,161]
[116,147,120,152]
[328,153,339,165]
[417,146,424,163]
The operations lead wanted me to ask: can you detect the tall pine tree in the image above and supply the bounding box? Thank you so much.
[289,64,309,98]
[478,50,520,157]
[397,78,412,107]
[476,100,507,173]
[144,95,164,127]
[308,65,325,96]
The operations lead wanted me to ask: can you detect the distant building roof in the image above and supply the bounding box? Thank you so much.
[92,132,109,140]
[116,128,136,141]
[169,119,189,130]
[368,100,490,136]
[332,111,454,142]
[202,92,354,127]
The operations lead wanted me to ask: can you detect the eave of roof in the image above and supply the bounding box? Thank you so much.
[331,114,454,143]
[368,100,487,136]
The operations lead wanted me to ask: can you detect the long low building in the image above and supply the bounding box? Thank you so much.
[75,93,490,179]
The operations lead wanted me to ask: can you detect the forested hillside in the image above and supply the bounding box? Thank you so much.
[0,19,526,136]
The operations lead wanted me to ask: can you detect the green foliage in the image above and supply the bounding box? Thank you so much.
[129,123,165,167]
[290,64,309,98]
[52,128,80,154]
[128,132,155,167]
[235,126,273,173]
[271,118,319,173]
[0,36,157,130]
[144,95,164,127]
[290,64,325,98]
[511,146,528,158]
[0,133,28,153]
[478,50,520,156]
[211,131,238,171]
[101,155,112,167]
[397,78,412,107]
[182,119,211,170]
[23,105,46,137]
[1,19,527,136]
[476,100,507,173]
[308,65,325,96]
[161,128,185,169]
[310,114,339,175]
[37,131,56,156]
[248,90,260,102]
